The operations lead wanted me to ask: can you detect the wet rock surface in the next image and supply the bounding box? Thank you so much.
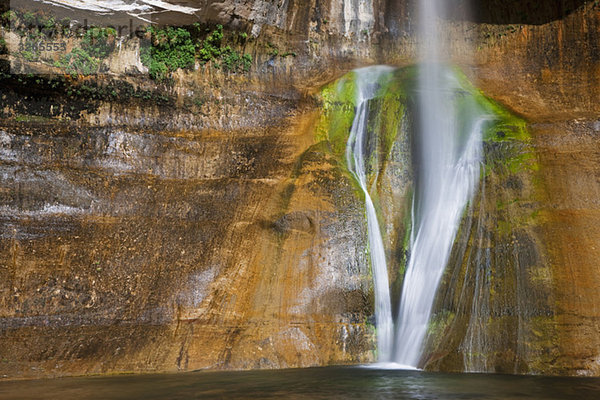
[0,0,600,380]
[0,104,375,379]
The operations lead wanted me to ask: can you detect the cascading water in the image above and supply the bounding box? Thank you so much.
[394,109,484,366]
[345,66,395,361]
[343,0,487,369]
[346,64,485,367]
[393,0,484,367]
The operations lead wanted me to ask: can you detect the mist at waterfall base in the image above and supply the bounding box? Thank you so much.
[2,367,600,399]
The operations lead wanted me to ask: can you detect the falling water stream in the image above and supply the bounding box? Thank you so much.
[393,0,484,368]
[347,0,486,368]
[346,66,395,361]
[394,98,484,367]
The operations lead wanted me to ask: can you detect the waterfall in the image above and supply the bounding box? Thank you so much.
[393,0,483,367]
[345,66,395,361]
[342,0,486,369]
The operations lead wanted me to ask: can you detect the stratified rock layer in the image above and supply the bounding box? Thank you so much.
[0,107,378,378]
[0,0,599,379]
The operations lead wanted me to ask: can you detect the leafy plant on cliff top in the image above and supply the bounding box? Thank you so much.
[197,24,223,62]
[197,25,252,72]
[81,27,116,58]
[52,26,116,76]
[141,26,196,81]
[55,47,99,76]
[140,24,253,80]
[0,37,7,55]
[221,47,252,72]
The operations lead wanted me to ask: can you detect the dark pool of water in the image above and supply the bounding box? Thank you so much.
[1,366,600,399]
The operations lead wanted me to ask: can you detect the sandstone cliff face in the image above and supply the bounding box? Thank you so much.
[1,0,600,379]
[454,3,600,376]
[407,3,600,376]
[0,82,383,378]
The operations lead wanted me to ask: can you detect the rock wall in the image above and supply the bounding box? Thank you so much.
[1,0,600,379]
[0,101,377,379]
[466,2,600,376]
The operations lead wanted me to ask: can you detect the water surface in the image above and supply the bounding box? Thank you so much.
[1,367,599,399]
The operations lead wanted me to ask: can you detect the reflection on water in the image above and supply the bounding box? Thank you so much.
[1,366,600,399]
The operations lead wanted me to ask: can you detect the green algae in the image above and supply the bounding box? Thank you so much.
[451,68,536,177]
[427,310,456,339]
[316,72,359,160]
[317,65,535,184]
[315,67,542,370]
[315,63,537,277]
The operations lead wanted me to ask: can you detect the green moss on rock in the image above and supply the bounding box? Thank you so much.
[316,71,358,159]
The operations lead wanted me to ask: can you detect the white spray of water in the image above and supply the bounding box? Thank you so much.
[345,66,395,361]
[393,0,484,367]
